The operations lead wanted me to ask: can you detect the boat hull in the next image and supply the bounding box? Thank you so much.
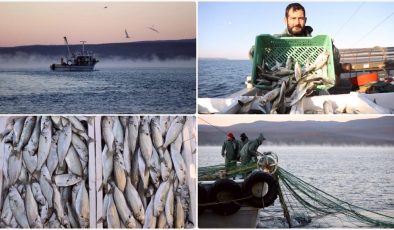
[50,64,97,72]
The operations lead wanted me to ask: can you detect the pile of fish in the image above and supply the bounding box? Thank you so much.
[243,50,334,114]
[99,116,196,228]
[0,116,91,228]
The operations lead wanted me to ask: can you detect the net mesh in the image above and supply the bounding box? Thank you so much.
[198,163,394,227]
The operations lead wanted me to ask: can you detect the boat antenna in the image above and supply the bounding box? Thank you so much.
[80,41,86,55]
[63,36,72,59]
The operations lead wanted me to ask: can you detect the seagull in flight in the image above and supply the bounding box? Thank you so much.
[125,29,130,39]
[147,25,159,33]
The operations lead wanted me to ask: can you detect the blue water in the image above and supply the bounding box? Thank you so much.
[198,59,251,98]
[199,145,394,227]
[0,67,195,114]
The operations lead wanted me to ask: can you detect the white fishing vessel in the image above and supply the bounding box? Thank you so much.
[50,37,99,71]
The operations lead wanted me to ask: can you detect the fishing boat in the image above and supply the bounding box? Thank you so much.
[50,37,99,71]
[198,153,281,228]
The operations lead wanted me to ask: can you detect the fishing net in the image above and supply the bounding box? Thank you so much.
[276,167,394,228]
[198,162,394,227]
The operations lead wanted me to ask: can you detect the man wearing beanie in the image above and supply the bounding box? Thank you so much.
[221,132,239,170]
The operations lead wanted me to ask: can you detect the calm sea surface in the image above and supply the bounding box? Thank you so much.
[0,67,195,114]
[198,59,251,98]
[199,145,394,227]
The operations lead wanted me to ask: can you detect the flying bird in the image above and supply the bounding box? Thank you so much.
[104,6,108,9]
[125,29,130,39]
[147,25,160,33]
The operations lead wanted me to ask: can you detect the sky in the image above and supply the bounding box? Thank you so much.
[198,114,385,127]
[199,2,394,59]
[0,2,196,47]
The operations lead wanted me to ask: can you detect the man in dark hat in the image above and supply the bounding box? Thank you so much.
[237,133,249,160]
[240,133,266,166]
[221,132,239,170]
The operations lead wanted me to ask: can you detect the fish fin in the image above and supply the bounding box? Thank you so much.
[96,217,104,224]
[87,136,95,144]
[98,183,103,192]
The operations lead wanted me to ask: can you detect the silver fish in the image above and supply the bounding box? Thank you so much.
[47,130,60,177]
[112,116,124,153]
[39,166,53,209]
[57,120,72,168]
[31,182,46,206]
[106,193,120,228]
[1,194,13,226]
[161,149,173,182]
[124,178,145,225]
[71,133,89,166]
[139,117,153,166]
[114,152,127,192]
[51,184,66,225]
[65,145,83,177]
[150,147,161,188]
[162,116,186,149]
[22,146,37,178]
[101,145,113,191]
[153,179,171,217]
[12,117,26,147]
[174,195,185,228]
[23,116,41,156]
[159,116,171,138]
[112,182,137,228]
[36,116,52,171]
[8,186,29,228]
[123,128,132,175]
[143,194,157,228]
[53,174,83,187]
[102,116,115,154]
[165,183,174,227]
[130,146,140,188]
[150,117,164,159]
[127,116,140,155]
[8,150,23,185]
[171,150,187,185]
[15,116,36,152]
[157,212,168,228]
[75,182,89,228]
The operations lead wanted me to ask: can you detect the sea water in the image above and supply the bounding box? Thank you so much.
[198,59,251,98]
[199,145,394,227]
[0,67,195,114]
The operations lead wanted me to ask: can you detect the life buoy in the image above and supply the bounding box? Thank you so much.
[198,184,208,215]
[242,171,278,208]
[209,179,242,216]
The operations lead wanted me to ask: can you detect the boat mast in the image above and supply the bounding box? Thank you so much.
[80,41,86,55]
[63,36,72,59]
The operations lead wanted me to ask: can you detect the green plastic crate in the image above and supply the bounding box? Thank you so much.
[252,34,335,90]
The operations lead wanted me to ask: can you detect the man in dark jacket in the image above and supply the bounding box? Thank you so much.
[237,133,249,160]
[240,133,266,166]
[221,132,239,170]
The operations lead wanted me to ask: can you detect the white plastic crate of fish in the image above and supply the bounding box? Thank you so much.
[96,116,196,228]
[0,116,96,228]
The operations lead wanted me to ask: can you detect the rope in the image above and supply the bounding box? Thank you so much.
[354,12,394,46]
[333,2,365,39]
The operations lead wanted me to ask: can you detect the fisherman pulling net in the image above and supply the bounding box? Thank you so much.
[198,152,394,228]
